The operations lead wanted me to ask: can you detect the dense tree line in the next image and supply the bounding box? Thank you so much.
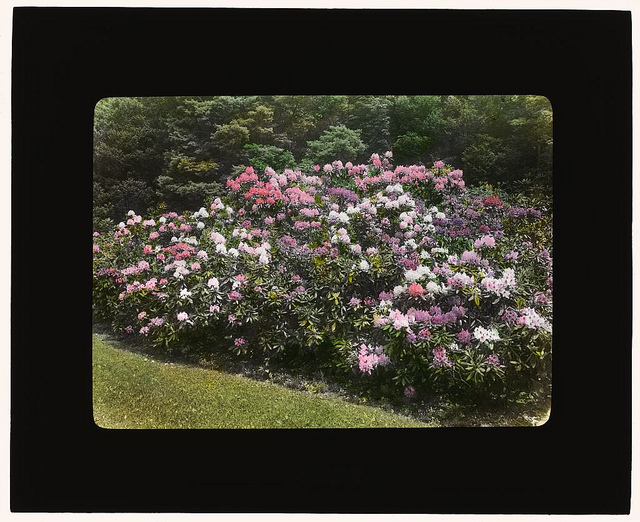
[93,95,552,231]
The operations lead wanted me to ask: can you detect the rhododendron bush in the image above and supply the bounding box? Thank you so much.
[93,153,552,397]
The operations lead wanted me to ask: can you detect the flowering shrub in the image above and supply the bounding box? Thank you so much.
[93,153,552,397]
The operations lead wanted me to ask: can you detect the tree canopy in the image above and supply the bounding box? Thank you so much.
[93,95,552,231]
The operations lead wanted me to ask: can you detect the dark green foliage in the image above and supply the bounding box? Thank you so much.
[269,95,348,155]
[235,105,276,144]
[392,133,431,165]
[93,97,176,183]
[212,121,251,154]
[389,95,445,143]
[93,180,115,232]
[436,95,553,192]
[345,95,393,155]
[461,134,508,185]
[303,125,366,165]
[93,95,552,225]
[243,144,296,172]
[150,154,220,213]
[97,178,157,225]
[156,176,224,214]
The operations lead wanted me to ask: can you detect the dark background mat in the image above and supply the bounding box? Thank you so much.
[11,7,632,514]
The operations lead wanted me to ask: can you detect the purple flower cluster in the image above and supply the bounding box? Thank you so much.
[508,206,542,220]
[501,309,519,327]
[485,354,501,367]
[431,347,453,368]
[278,235,298,249]
[457,330,471,344]
[326,186,360,202]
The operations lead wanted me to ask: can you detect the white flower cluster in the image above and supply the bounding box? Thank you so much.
[393,285,407,297]
[171,235,198,246]
[396,194,416,208]
[519,308,552,332]
[404,265,434,282]
[398,211,416,230]
[255,243,271,265]
[330,227,351,244]
[449,272,475,287]
[449,342,462,352]
[236,240,271,264]
[167,260,190,280]
[192,207,209,219]
[385,183,404,194]
[425,281,445,295]
[501,268,516,287]
[473,326,501,343]
[232,227,254,240]
[404,238,418,251]
[377,300,393,311]
[481,268,517,298]
[328,210,350,223]
[374,191,416,210]
[356,199,377,215]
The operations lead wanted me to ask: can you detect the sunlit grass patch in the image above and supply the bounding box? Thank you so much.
[93,335,429,429]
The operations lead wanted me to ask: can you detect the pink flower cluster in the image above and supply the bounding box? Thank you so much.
[226,166,259,191]
[481,268,517,298]
[517,308,552,332]
[358,344,390,374]
[284,186,316,206]
[473,235,496,248]
[431,346,453,368]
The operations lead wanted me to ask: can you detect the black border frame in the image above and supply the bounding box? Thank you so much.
[11,7,632,514]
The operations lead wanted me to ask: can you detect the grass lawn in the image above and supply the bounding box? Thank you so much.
[93,334,429,429]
